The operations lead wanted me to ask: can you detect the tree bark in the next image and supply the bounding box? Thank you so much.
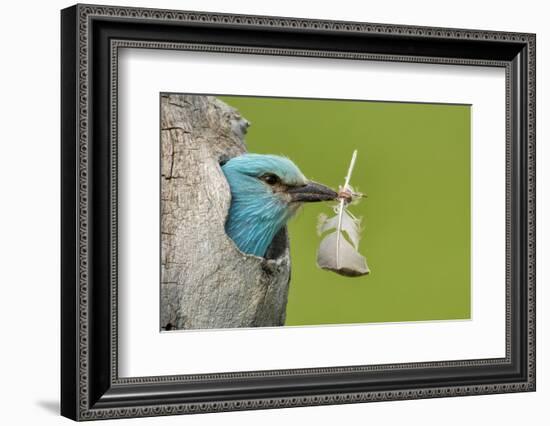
[160,94,291,330]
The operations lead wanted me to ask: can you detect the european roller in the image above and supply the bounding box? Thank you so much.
[222,154,337,257]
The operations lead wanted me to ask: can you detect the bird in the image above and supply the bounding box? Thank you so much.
[221,154,338,257]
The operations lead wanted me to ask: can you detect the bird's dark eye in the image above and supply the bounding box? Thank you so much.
[260,173,280,185]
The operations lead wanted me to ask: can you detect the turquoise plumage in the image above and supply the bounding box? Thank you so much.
[222,154,337,257]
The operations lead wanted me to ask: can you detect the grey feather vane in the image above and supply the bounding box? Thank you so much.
[316,150,370,277]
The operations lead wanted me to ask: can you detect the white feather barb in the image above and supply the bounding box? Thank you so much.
[316,150,369,277]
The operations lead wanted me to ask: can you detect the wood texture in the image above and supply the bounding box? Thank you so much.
[160,94,291,330]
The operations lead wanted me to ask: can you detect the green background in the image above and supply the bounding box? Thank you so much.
[219,95,471,326]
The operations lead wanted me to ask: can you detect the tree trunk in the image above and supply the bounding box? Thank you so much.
[160,94,291,330]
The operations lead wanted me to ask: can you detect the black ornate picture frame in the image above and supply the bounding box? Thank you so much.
[61,3,536,421]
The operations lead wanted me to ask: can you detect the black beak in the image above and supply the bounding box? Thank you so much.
[287,181,338,203]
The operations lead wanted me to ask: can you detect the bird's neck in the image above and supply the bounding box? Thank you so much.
[225,191,296,257]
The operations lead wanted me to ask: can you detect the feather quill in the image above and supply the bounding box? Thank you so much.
[316,150,369,277]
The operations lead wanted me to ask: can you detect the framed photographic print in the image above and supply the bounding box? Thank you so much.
[61,3,536,421]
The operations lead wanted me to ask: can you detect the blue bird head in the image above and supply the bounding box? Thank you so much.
[222,154,337,257]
